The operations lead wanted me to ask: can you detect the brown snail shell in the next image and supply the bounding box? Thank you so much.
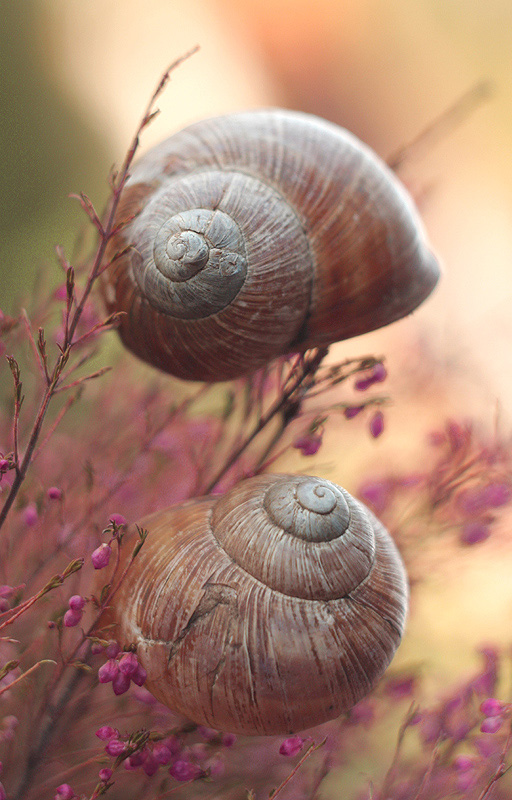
[108,474,408,735]
[101,109,440,382]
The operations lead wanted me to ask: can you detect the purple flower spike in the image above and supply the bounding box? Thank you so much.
[98,659,119,684]
[92,543,111,570]
[112,670,131,695]
[63,608,82,628]
[55,785,74,800]
[279,735,305,757]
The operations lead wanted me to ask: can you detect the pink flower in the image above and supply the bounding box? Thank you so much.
[54,785,74,800]
[118,652,138,676]
[169,760,201,781]
[105,641,120,659]
[105,738,127,757]
[112,670,131,695]
[293,432,322,456]
[131,663,147,687]
[480,698,503,717]
[343,405,364,419]
[68,595,86,611]
[354,363,387,391]
[63,608,82,628]
[0,586,15,599]
[480,716,502,734]
[98,659,119,684]
[221,732,236,748]
[143,753,159,776]
[98,768,113,782]
[153,743,172,765]
[109,513,127,527]
[95,726,119,741]
[0,459,10,472]
[369,410,384,438]
[279,735,304,756]
[23,503,38,526]
[47,487,63,501]
[92,543,111,569]
[460,521,490,545]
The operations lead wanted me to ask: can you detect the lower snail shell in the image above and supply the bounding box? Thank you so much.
[108,474,408,735]
[101,109,440,382]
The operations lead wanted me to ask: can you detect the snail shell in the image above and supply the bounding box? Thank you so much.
[109,474,408,735]
[101,109,440,382]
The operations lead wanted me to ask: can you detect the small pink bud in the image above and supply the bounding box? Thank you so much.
[480,698,503,717]
[0,599,8,612]
[453,755,474,772]
[23,503,38,526]
[153,743,172,765]
[460,521,491,545]
[98,768,113,782]
[91,642,104,655]
[369,410,384,438]
[48,486,63,501]
[480,716,502,734]
[128,749,147,767]
[206,756,225,778]
[95,726,119,741]
[118,652,138,676]
[68,595,86,611]
[169,760,201,781]
[55,785,74,800]
[109,513,126,527]
[279,735,304,756]
[0,586,14,599]
[98,659,119,684]
[343,405,364,419]
[63,608,82,628]
[92,543,111,569]
[221,732,236,748]
[112,670,131,695]
[143,753,159,776]
[293,432,322,456]
[105,641,120,659]
[105,738,127,756]
[131,663,147,687]
[0,459,10,472]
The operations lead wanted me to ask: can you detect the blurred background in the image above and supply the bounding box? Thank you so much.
[2,0,512,713]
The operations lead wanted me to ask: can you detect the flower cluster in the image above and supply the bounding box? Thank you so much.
[98,647,147,696]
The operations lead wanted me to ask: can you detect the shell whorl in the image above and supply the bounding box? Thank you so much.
[102,109,440,382]
[108,474,408,735]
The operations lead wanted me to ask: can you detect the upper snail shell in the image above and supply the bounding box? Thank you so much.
[108,474,408,735]
[101,109,440,382]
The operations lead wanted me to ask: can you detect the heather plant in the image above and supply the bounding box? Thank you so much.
[0,56,511,800]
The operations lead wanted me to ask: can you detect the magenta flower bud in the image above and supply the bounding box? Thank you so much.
[143,753,159,776]
[47,487,63,501]
[162,735,182,757]
[91,642,104,655]
[197,726,217,741]
[118,652,138,676]
[0,586,14,599]
[128,749,147,767]
[109,513,126,527]
[460,521,490,545]
[55,785,74,800]
[0,599,8,612]
[95,726,119,741]
[98,768,113,782]
[98,659,119,684]
[23,503,38,526]
[206,756,225,778]
[92,543,111,569]
[221,732,236,748]
[453,755,474,772]
[112,670,131,695]
[131,663,147,687]
[480,716,502,734]
[480,698,503,717]
[343,405,364,419]
[369,410,384,438]
[293,432,322,456]
[153,743,172,765]
[105,640,120,659]
[63,608,82,628]
[68,595,86,611]
[105,738,127,757]
[279,735,305,757]
[0,459,10,472]
[169,760,200,781]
